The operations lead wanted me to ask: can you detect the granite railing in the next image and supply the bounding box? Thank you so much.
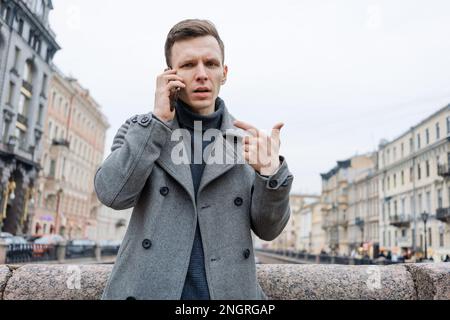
[0,263,448,300]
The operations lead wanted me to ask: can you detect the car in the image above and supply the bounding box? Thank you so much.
[99,239,122,256]
[66,239,96,258]
[34,234,65,245]
[3,236,29,245]
[0,232,13,239]
[33,234,65,258]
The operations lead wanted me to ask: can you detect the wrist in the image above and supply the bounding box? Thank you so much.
[259,159,281,176]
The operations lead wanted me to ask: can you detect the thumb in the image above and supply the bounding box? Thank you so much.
[271,122,284,140]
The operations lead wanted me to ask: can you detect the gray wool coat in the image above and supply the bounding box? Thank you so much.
[94,103,294,300]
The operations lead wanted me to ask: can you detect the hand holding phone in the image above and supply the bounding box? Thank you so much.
[153,68,185,122]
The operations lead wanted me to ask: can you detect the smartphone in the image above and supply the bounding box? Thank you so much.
[167,67,180,112]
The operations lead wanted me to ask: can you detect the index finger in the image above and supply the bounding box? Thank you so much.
[163,68,178,74]
[234,120,259,136]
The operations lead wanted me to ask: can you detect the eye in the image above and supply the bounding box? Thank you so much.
[181,63,194,68]
[206,61,219,67]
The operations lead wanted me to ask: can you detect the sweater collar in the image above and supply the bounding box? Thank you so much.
[175,97,224,131]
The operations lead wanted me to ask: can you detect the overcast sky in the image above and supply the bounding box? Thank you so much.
[50,0,450,195]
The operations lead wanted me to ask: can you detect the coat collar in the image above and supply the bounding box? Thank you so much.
[155,99,247,205]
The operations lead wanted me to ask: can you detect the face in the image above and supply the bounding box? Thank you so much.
[170,35,228,114]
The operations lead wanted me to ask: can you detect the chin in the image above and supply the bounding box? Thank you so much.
[187,98,215,110]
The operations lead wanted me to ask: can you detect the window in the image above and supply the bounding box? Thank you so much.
[436,122,440,140]
[401,143,404,158]
[49,159,56,178]
[393,147,397,161]
[23,60,33,83]
[440,230,445,247]
[37,104,44,126]
[426,161,430,177]
[394,200,398,215]
[393,174,397,188]
[7,81,15,104]
[13,47,20,71]
[48,121,52,138]
[418,164,421,180]
[426,191,431,213]
[410,196,414,218]
[401,198,405,215]
[41,74,48,96]
[2,121,10,143]
[401,170,404,185]
[437,189,443,209]
[387,176,390,190]
[409,138,414,154]
[417,133,421,149]
[15,127,27,150]
[428,227,432,247]
[418,194,423,213]
[18,93,30,116]
[409,167,413,182]
[447,117,450,134]
[18,19,24,36]
[388,231,391,247]
[425,129,430,145]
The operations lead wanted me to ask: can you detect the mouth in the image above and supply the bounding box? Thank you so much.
[192,87,212,98]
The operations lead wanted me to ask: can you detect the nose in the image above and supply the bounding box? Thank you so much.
[194,63,208,82]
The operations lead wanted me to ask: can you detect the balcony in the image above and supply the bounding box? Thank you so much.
[51,139,70,148]
[436,208,450,223]
[438,164,450,178]
[390,215,411,228]
[16,114,29,127]
[22,80,33,93]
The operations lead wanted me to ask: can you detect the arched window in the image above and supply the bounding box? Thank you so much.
[23,60,33,83]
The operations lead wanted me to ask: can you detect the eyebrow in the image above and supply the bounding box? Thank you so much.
[179,57,221,65]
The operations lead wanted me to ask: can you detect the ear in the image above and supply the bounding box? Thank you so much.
[221,65,228,85]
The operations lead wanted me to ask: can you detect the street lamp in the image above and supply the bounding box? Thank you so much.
[54,188,64,235]
[421,211,429,260]
[355,218,365,247]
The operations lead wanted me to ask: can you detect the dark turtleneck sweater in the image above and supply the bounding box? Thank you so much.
[176,98,224,300]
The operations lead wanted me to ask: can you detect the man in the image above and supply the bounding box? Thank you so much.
[95,19,294,300]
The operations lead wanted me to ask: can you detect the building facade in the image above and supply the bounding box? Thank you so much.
[378,104,450,261]
[95,206,131,242]
[320,154,377,255]
[0,0,59,235]
[347,153,380,258]
[31,68,109,239]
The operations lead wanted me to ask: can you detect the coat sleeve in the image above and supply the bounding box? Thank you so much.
[249,155,294,241]
[94,113,172,210]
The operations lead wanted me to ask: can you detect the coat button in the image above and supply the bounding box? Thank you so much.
[142,239,152,249]
[126,296,136,300]
[234,197,243,206]
[131,116,138,123]
[160,187,169,196]
[243,248,251,259]
[269,180,278,188]
[140,116,150,124]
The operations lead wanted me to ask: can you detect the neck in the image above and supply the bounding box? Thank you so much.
[180,100,215,116]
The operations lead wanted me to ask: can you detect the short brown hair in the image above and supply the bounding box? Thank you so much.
[165,19,225,67]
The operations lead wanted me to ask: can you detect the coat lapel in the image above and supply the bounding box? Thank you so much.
[156,116,196,204]
[197,106,247,196]
[155,104,247,203]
